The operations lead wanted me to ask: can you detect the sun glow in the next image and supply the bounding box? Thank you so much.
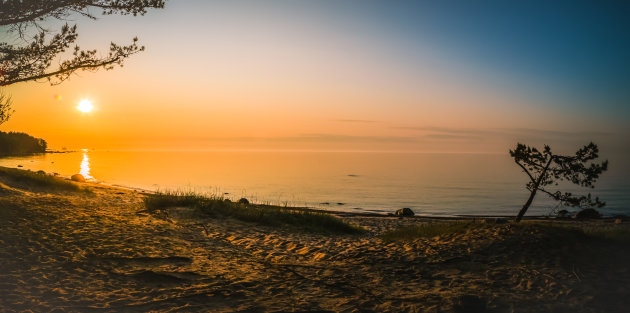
[77,99,93,113]
[79,151,93,180]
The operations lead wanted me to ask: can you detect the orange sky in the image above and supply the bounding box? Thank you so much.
[2,1,628,154]
[3,73,620,154]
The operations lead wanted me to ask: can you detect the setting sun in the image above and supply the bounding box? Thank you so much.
[77,99,93,113]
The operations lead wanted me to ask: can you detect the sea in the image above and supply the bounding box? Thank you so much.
[1,150,628,217]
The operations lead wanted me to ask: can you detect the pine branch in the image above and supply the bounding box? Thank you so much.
[0,0,165,26]
[0,1,162,87]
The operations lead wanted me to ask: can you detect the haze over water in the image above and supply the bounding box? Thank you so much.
[1,150,627,217]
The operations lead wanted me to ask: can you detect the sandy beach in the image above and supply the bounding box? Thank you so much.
[1,173,629,312]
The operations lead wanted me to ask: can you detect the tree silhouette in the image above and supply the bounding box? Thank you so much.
[0,0,164,123]
[0,91,12,126]
[0,130,47,155]
[510,142,608,222]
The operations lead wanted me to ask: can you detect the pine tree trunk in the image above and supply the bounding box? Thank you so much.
[515,157,554,223]
[515,188,537,222]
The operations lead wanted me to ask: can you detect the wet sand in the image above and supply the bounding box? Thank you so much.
[1,179,629,312]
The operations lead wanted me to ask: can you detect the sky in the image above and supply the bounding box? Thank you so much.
[2,0,629,155]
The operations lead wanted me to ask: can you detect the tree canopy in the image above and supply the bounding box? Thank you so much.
[0,0,165,87]
[510,142,608,222]
[0,130,47,155]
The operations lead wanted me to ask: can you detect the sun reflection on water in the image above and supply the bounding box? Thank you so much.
[79,151,93,180]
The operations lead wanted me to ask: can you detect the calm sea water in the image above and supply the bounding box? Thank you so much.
[1,150,628,217]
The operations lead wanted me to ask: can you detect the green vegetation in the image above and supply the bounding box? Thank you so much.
[381,221,477,241]
[0,166,80,192]
[0,131,47,155]
[144,190,364,234]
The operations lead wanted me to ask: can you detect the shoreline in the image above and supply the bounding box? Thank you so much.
[42,180,630,221]
[0,150,77,157]
[0,164,624,220]
[32,167,630,224]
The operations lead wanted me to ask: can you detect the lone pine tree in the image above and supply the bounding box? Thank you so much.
[510,142,608,222]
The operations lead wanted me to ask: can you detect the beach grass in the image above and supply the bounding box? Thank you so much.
[0,166,81,192]
[144,190,364,234]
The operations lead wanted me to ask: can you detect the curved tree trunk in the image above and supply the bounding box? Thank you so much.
[515,157,553,223]
[515,188,537,222]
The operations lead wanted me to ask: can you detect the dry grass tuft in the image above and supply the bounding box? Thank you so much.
[0,166,82,192]
[144,190,364,234]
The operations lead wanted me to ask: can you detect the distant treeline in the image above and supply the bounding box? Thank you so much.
[0,131,47,155]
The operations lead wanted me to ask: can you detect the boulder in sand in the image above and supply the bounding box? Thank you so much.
[575,208,602,219]
[395,208,415,217]
[70,174,86,182]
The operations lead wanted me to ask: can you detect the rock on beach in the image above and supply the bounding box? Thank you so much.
[71,174,86,182]
[395,208,415,216]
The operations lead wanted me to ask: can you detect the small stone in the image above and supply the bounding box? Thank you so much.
[395,208,415,217]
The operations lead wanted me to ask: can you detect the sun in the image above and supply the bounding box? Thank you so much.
[77,99,93,113]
